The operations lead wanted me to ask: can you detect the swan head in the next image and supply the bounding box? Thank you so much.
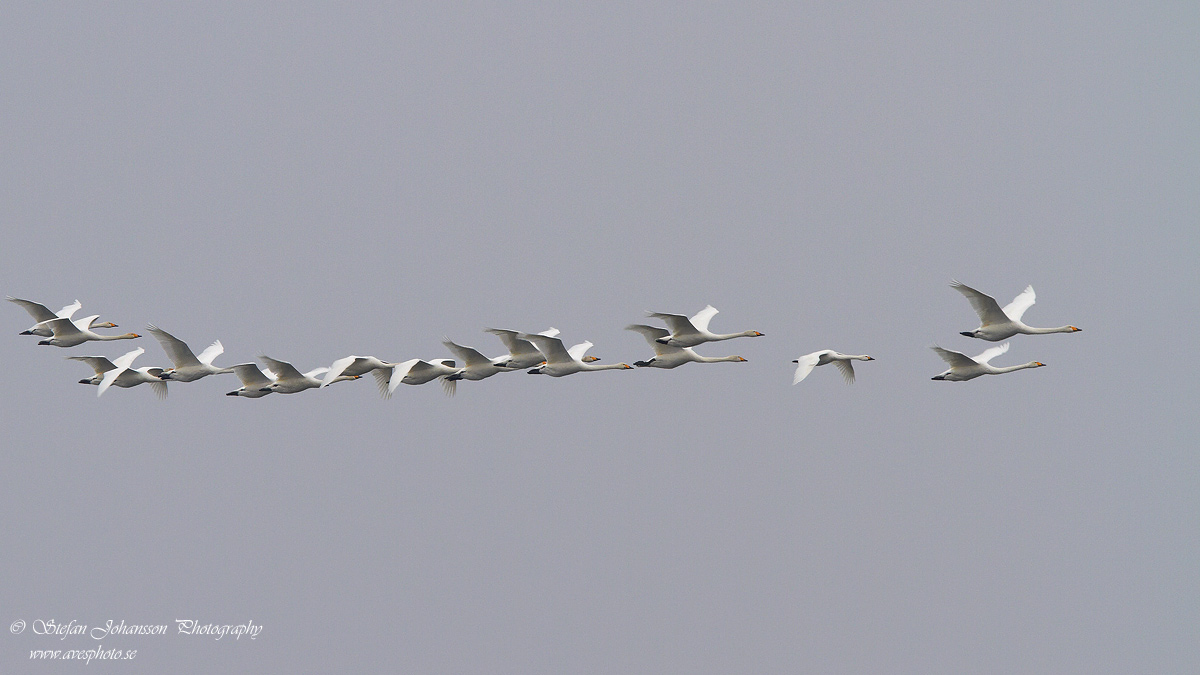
[1069,326,1081,332]
[582,356,600,362]
[863,356,875,361]
[751,331,764,337]
[1033,361,1046,367]
[735,356,748,362]
[619,363,633,369]
[95,322,118,328]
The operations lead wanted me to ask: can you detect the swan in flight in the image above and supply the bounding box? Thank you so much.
[930,342,1045,381]
[484,327,560,369]
[647,305,764,348]
[319,355,398,388]
[373,359,459,398]
[257,356,360,394]
[69,349,168,398]
[8,296,117,337]
[791,350,874,384]
[36,316,140,348]
[521,333,633,377]
[146,325,234,381]
[951,281,1081,341]
[225,363,277,398]
[626,324,747,369]
[442,339,511,383]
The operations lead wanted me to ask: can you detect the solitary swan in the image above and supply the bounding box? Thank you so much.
[930,343,1045,381]
[8,296,117,337]
[257,356,360,394]
[69,349,168,398]
[626,324,747,369]
[951,281,1081,341]
[147,324,233,381]
[521,333,633,377]
[226,363,277,398]
[37,316,140,348]
[373,359,459,398]
[484,327,560,369]
[320,355,398,388]
[647,305,764,348]
[792,350,874,384]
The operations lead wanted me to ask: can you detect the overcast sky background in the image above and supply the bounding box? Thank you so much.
[2,3,1197,673]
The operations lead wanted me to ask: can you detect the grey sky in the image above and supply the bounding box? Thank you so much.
[2,3,1197,673]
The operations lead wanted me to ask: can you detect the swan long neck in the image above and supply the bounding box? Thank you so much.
[695,355,745,363]
[98,333,140,341]
[1024,325,1078,335]
[992,362,1041,374]
[583,362,632,371]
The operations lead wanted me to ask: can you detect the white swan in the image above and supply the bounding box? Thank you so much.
[951,281,1081,341]
[626,324,747,369]
[521,333,633,377]
[8,296,118,337]
[442,339,510,383]
[37,316,141,348]
[930,342,1045,381]
[146,325,233,381]
[373,359,459,398]
[69,349,168,398]
[483,327,560,369]
[647,305,764,348]
[319,356,398,389]
[226,363,277,398]
[791,350,874,384]
[257,356,360,394]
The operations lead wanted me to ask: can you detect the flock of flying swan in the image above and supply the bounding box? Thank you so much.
[7,281,1080,398]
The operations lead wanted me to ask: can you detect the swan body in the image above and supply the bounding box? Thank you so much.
[69,350,168,398]
[484,327,560,369]
[791,350,874,384]
[320,355,397,388]
[8,296,117,336]
[147,324,233,381]
[521,333,633,377]
[226,363,277,398]
[647,305,764,348]
[951,281,1081,341]
[372,359,459,398]
[37,316,140,348]
[257,356,360,394]
[930,342,1045,381]
[626,324,747,369]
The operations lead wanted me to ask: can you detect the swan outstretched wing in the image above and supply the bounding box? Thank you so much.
[322,356,364,388]
[196,340,224,366]
[57,300,82,319]
[626,325,679,356]
[690,305,719,332]
[792,352,820,384]
[647,311,701,339]
[259,356,305,382]
[833,359,856,384]
[7,296,58,323]
[521,333,572,364]
[931,346,977,369]
[974,342,1010,365]
[1002,285,1036,322]
[67,355,116,376]
[950,281,1008,327]
[443,340,491,368]
[147,325,202,368]
[231,363,274,388]
[46,317,85,339]
[98,347,143,396]
[566,341,594,362]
